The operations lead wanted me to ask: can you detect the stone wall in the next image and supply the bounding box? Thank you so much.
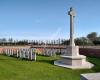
[79,48,100,57]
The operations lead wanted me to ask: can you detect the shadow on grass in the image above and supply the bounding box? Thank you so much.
[36,59,54,65]
[87,56,100,72]
[0,58,18,61]
[0,54,30,61]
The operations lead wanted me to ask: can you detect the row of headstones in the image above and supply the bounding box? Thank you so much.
[2,48,62,60]
[39,48,58,56]
[3,48,36,61]
[43,49,68,56]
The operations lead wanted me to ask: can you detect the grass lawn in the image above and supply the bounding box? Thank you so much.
[0,55,100,80]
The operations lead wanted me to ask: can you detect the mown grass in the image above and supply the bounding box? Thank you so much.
[0,55,100,80]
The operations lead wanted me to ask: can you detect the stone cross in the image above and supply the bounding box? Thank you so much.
[68,7,75,46]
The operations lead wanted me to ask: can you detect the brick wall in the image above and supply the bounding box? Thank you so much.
[79,48,100,57]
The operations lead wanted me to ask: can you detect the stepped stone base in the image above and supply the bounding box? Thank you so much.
[54,60,93,69]
[54,46,94,69]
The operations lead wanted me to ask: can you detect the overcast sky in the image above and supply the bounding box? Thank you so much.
[0,0,100,40]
